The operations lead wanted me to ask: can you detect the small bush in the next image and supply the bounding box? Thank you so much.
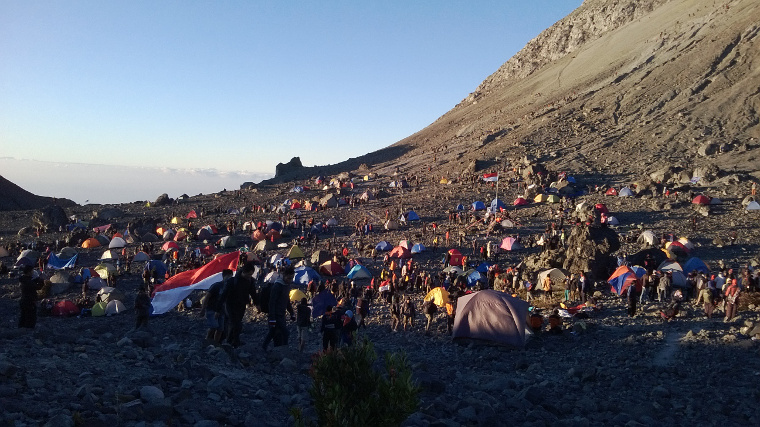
[293,339,419,427]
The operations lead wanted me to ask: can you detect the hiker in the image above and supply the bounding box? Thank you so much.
[626,282,638,317]
[220,262,257,348]
[699,282,715,318]
[200,268,233,344]
[266,265,295,348]
[134,285,152,329]
[423,298,437,332]
[340,310,358,346]
[18,265,44,329]
[548,309,562,334]
[402,296,416,331]
[320,305,341,351]
[542,274,552,301]
[390,295,402,332]
[724,279,740,322]
[658,272,671,302]
[296,297,311,352]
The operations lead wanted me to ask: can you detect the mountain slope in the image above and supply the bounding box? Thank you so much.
[267,0,760,184]
[0,175,77,211]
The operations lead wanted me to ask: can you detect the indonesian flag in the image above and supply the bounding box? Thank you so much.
[151,251,240,314]
[482,173,499,182]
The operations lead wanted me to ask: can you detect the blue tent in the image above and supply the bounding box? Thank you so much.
[467,271,484,287]
[312,290,338,318]
[294,266,321,285]
[630,265,647,278]
[490,199,507,212]
[476,262,493,273]
[66,222,87,231]
[411,243,426,254]
[471,201,486,211]
[290,186,304,193]
[347,265,372,280]
[47,253,78,270]
[456,204,465,211]
[683,257,709,274]
[407,211,420,221]
[145,260,168,278]
[375,241,393,251]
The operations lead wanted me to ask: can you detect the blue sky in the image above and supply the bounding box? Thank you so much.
[1,1,581,181]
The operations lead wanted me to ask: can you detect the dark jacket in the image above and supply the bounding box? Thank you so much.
[269,280,294,319]
[203,280,225,312]
[221,276,256,317]
[321,311,342,333]
[20,275,43,303]
[296,302,311,327]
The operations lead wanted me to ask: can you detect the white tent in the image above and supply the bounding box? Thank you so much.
[105,300,126,316]
[618,187,634,197]
[108,237,126,249]
[747,201,760,211]
[638,230,657,246]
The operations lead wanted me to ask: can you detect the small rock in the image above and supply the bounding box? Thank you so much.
[139,385,165,402]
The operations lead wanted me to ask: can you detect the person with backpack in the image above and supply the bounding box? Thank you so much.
[201,269,233,345]
[264,265,295,349]
[724,279,740,322]
[296,297,311,352]
[340,310,358,346]
[220,262,257,348]
[423,299,438,332]
[321,305,342,350]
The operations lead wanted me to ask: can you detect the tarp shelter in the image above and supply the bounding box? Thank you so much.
[294,266,321,285]
[424,287,449,307]
[289,289,307,302]
[133,251,151,262]
[500,237,521,251]
[47,253,78,270]
[105,300,126,316]
[608,266,640,295]
[411,243,426,254]
[82,238,101,249]
[311,290,338,318]
[375,241,392,252]
[513,197,528,206]
[109,237,126,249]
[692,195,710,205]
[319,260,343,276]
[287,245,305,259]
[162,241,179,252]
[618,187,634,197]
[51,300,79,317]
[452,290,530,348]
[311,250,331,265]
[605,188,618,196]
[683,257,709,274]
[447,249,463,266]
[347,264,372,280]
[471,201,486,211]
[537,268,570,285]
[389,246,412,259]
[406,211,420,221]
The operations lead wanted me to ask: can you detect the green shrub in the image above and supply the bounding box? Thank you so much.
[293,339,420,427]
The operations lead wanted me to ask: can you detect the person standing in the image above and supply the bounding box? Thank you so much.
[267,265,295,348]
[626,282,639,317]
[220,263,257,348]
[724,279,740,322]
[320,305,341,350]
[134,286,152,330]
[201,269,233,344]
[296,297,311,352]
[18,265,44,329]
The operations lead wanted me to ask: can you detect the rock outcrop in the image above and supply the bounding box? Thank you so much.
[275,157,304,178]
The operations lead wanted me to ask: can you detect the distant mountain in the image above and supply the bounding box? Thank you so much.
[0,175,77,211]
[268,0,760,184]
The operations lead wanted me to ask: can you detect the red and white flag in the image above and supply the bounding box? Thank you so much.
[482,173,499,182]
[151,251,240,314]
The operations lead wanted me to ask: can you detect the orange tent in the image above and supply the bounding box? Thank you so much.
[82,238,102,249]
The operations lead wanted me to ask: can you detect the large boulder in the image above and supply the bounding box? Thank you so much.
[692,164,721,182]
[154,194,173,207]
[32,205,68,232]
[697,141,720,157]
[275,157,304,178]
[562,225,620,281]
[94,208,124,220]
[649,166,675,183]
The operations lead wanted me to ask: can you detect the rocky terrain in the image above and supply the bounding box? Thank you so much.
[2,0,760,426]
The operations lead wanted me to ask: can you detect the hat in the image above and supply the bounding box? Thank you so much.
[345,310,354,319]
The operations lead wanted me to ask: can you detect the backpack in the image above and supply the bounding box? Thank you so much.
[258,283,271,314]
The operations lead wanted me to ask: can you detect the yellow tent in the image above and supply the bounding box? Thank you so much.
[95,263,117,279]
[661,248,676,260]
[534,194,560,203]
[289,289,307,302]
[287,245,305,259]
[424,287,449,307]
[171,217,180,224]
[439,178,450,184]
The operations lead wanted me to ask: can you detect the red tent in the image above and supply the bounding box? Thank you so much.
[162,241,179,252]
[691,195,710,205]
[252,230,265,241]
[605,188,618,196]
[594,203,609,214]
[319,260,343,276]
[389,246,412,259]
[448,249,463,266]
[200,245,217,256]
[513,197,528,206]
[51,300,79,317]
[186,210,197,219]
